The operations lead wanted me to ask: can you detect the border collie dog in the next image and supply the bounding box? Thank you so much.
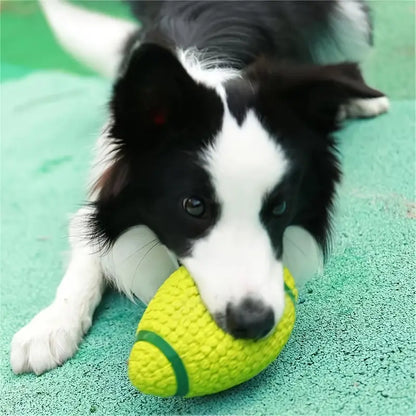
[11,0,388,375]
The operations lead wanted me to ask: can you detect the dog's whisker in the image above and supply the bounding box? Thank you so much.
[120,238,159,263]
[129,241,162,287]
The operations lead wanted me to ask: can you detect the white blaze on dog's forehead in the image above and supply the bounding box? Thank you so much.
[202,109,288,215]
[180,108,288,322]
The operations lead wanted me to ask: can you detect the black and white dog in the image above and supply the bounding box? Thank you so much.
[11,0,389,375]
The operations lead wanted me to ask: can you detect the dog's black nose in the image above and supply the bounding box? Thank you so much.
[226,298,274,340]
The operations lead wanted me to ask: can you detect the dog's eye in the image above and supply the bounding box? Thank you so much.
[183,197,205,217]
[272,200,287,217]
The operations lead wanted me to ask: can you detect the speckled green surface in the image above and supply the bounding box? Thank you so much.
[1,1,415,415]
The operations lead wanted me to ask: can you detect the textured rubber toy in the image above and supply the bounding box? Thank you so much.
[128,267,297,398]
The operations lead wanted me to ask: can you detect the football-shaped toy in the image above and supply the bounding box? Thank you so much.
[128,266,297,397]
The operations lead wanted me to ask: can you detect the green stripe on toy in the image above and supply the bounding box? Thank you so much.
[128,267,297,397]
[135,330,189,396]
[284,281,297,306]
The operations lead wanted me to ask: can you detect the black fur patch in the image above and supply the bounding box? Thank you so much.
[250,62,383,255]
[224,77,255,126]
[223,61,383,255]
[91,45,224,256]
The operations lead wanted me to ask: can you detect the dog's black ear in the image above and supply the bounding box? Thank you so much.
[110,43,222,151]
[250,62,384,134]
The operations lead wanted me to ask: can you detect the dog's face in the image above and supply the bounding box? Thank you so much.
[93,44,382,338]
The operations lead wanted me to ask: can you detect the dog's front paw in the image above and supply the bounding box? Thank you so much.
[10,304,85,375]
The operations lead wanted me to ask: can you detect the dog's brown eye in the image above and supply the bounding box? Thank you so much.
[272,201,287,216]
[183,197,205,217]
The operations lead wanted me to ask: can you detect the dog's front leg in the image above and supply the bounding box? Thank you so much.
[10,207,105,375]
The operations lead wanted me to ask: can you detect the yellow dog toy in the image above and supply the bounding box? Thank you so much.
[128,266,297,397]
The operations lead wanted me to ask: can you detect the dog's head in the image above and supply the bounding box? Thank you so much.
[92,44,382,339]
